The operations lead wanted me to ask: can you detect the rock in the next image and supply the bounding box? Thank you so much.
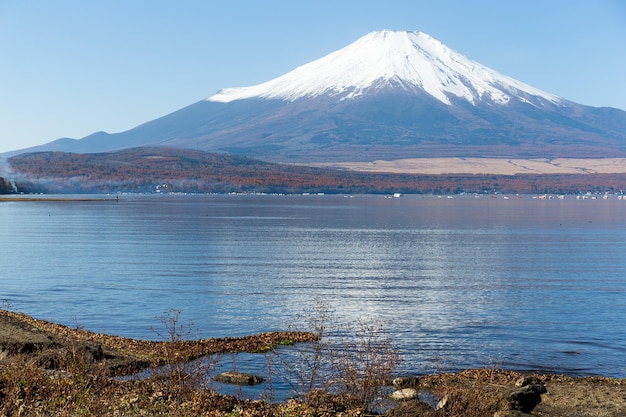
[392,376,420,389]
[389,388,418,401]
[214,371,264,386]
[435,394,449,410]
[496,377,547,413]
[80,343,104,363]
[507,383,546,412]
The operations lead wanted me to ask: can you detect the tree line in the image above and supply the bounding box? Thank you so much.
[4,147,626,195]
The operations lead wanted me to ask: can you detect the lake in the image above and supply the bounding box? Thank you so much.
[1,193,625,384]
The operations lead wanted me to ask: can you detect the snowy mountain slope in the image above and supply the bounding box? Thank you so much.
[208,30,562,106]
[6,30,626,162]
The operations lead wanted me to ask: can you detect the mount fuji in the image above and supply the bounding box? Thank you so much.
[12,30,626,162]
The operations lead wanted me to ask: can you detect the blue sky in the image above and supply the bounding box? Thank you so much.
[1,0,625,153]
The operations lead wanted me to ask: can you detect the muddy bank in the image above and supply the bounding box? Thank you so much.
[0,308,316,376]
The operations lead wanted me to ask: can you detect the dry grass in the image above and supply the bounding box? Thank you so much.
[0,307,384,416]
[3,308,625,416]
[310,157,626,175]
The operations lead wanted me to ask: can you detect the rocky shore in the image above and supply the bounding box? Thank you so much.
[1,308,625,416]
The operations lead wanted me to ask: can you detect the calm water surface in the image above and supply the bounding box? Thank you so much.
[1,194,625,381]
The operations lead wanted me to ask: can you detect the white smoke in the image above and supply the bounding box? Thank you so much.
[0,157,18,193]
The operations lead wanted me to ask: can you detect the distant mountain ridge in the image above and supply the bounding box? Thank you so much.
[7,30,626,162]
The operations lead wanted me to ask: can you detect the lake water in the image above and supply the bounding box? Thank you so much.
[1,193,626,384]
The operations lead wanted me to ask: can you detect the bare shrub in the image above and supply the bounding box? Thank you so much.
[276,299,336,402]
[0,355,50,416]
[276,299,401,411]
[332,318,401,410]
[149,309,218,394]
[0,344,114,416]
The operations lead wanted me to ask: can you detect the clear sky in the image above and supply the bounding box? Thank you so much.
[1,0,625,153]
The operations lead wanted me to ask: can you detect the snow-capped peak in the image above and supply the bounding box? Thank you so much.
[207,30,562,106]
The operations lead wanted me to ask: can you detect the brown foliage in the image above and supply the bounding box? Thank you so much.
[8,147,626,194]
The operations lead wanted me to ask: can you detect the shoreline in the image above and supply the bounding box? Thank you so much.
[0,308,316,376]
[0,196,118,202]
[1,308,625,416]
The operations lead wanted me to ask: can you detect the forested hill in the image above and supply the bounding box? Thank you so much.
[5,147,626,195]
